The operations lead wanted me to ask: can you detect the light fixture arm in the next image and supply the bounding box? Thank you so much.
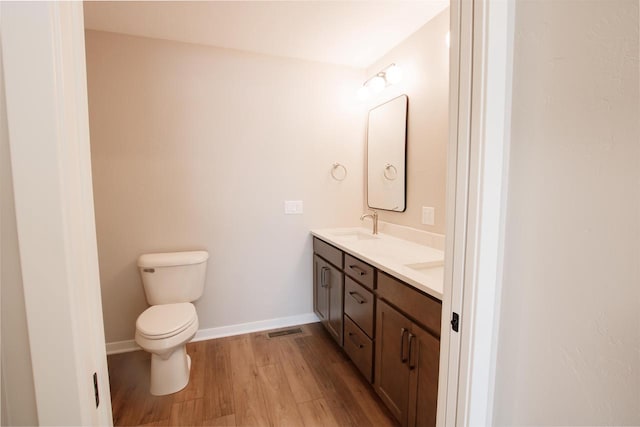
[361,63,397,88]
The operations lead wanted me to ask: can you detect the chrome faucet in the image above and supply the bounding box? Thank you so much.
[360,210,379,235]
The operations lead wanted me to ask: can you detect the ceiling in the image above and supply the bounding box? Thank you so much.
[83,1,448,69]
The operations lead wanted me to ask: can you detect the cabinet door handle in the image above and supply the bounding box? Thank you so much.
[321,267,330,287]
[400,328,408,363]
[408,333,416,370]
[349,265,367,276]
[348,291,366,304]
[348,332,364,349]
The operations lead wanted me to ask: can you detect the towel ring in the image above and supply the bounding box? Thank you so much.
[383,163,398,180]
[331,163,348,181]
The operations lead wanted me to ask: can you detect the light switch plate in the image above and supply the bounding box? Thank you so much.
[284,200,303,214]
[422,206,435,225]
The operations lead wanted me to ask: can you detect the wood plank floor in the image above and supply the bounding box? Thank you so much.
[108,322,398,426]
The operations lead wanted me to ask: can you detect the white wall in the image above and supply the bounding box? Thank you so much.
[364,9,449,234]
[0,37,38,427]
[494,1,639,425]
[85,31,366,344]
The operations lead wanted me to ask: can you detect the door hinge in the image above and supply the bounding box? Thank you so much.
[93,372,99,408]
[451,312,460,332]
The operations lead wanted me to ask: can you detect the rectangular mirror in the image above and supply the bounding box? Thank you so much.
[366,94,408,212]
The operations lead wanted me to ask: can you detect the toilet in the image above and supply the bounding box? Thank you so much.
[134,250,209,396]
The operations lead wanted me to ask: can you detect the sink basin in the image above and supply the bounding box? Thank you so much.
[405,260,444,272]
[330,230,379,241]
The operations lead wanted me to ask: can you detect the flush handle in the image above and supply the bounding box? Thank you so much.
[143,268,155,273]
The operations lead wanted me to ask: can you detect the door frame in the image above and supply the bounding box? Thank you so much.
[1,2,112,425]
[439,0,515,425]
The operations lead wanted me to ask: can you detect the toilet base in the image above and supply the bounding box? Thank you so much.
[149,345,191,396]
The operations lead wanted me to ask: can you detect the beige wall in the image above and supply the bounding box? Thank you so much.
[494,1,639,425]
[85,31,366,343]
[364,9,449,234]
[0,45,38,426]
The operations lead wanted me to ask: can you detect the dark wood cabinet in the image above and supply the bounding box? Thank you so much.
[344,253,375,290]
[343,315,374,382]
[313,235,441,426]
[341,252,376,384]
[407,324,440,427]
[374,299,412,421]
[344,277,375,338]
[375,299,440,427]
[312,248,343,347]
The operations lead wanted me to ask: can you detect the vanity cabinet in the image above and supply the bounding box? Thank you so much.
[375,273,441,427]
[312,235,441,426]
[313,240,344,347]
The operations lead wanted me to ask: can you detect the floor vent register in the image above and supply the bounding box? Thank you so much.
[267,327,303,338]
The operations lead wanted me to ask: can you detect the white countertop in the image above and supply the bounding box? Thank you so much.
[311,227,444,300]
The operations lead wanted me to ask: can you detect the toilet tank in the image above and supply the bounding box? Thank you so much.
[137,251,209,305]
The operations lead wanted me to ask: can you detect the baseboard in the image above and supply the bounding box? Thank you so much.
[192,312,320,343]
[105,312,320,355]
[106,339,141,355]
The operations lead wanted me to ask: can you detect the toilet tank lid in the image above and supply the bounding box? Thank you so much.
[138,251,209,268]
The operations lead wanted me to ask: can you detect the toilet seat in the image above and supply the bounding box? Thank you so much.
[136,303,197,340]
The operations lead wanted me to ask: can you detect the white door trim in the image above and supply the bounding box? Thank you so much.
[437,0,473,424]
[1,2,112,425]
[440,0,515,425]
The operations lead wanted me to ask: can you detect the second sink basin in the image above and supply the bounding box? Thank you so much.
[405,260,444,272]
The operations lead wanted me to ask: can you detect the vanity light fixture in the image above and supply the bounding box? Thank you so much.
[358,63,403,100]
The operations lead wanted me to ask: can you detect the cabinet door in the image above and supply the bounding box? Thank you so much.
[313,255,329,322]
[407,325,440,427]
[325,263,344,346]
[375,300,412,424]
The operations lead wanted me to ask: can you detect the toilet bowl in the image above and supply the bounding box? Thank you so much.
[134,250,209,396]
[135,303,199,395]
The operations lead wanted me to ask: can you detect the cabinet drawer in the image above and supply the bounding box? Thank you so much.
[344,315,373,383]
[344,277,375,338]
[344,254,375,289]
[313,237,343,269]
[377,271,442,338]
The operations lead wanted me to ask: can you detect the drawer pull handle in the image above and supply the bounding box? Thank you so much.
[400,328,408,363]
[349,265,367,276]
[408,333,416,370]
[348,291,366,304]
[348,332,364,349]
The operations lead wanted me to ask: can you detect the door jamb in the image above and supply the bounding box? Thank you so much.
[439,0,515,425]
[1,2,113,425]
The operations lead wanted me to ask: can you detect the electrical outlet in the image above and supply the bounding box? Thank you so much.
[422,207,435,225]
[284,200,303,214]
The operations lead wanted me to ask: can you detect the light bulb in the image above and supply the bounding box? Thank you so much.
[357,85,370,100]
[385,65,403,85]
[369,75,386,93]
